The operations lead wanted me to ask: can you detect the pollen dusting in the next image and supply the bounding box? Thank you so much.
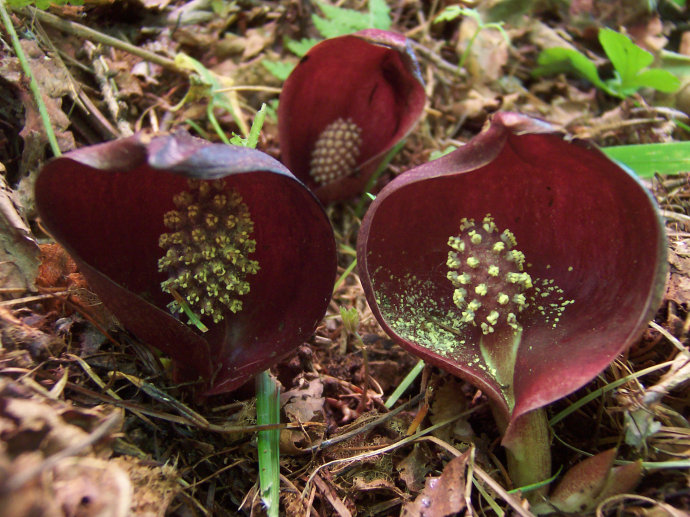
[158,179,259,324]
[445,215,574,335]
[371,271,480,365]
[309,118,362,185]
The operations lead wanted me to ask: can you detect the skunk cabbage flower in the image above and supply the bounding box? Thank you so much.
[357,112,667,489]
[35,131,336,396]
[278,29,426,204]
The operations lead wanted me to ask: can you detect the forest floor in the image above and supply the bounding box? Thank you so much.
[1,0,690,515]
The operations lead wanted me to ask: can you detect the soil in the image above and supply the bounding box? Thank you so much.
[1,1,689,515]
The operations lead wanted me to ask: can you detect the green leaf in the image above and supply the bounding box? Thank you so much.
[285,37,319,57]
[658,50,690,77]
[261,59,295,81]
[434,5,466,23]
[368,0,391,29]
[313,1,369,37]
[599,28,653,84]
[626,68,681,93]
[602,142,690,177]
[533,47,607,91]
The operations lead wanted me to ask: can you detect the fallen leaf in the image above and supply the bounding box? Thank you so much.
[402,451,469,517]
[396,444,431,493]
[0,175,39,293]
[429,376,474,444]
[282,376,325,423]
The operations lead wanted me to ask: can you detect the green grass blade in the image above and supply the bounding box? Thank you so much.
[1,0,61,156]
[256,370,280,517]
[602,142,690,177]
[385,359,425,409]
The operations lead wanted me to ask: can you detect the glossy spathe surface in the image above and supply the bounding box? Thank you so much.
[278,29,426,204]
[357,112,667,432]
[35,131,337,395]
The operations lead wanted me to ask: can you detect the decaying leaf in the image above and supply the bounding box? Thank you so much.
[0,175,39,294]
[396,444,432,493]
[401,451,469,517]
[282,376,326,423]
[429,376,474,444]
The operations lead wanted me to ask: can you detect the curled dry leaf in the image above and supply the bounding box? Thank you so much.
[401,450,469,517]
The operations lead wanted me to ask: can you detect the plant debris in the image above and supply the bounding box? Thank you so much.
[1,0,689,515]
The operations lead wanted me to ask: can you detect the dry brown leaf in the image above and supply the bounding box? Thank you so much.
[112,457,180,517]
[457,17,508,83]
[429,376,473,444]
[401,451,469,517]
[0,175,39,294]
[396,444,431,493]
[282,376,325,423]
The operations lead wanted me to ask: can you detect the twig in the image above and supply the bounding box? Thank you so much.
[19,6,185,73]
[84,41,133,137]
[305,391,425,452]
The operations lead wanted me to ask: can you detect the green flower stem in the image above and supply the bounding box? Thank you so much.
[479,329,521,411]
[482,329,550,500]
[256,370,280,517]
[498,407,551,501]
[0,0,61,157]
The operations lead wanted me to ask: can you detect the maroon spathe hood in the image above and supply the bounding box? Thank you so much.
[278,29,426,204]
[357,112,667,433]
[35,131,337,395]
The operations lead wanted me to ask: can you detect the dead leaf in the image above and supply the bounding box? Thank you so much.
[52,457,132,517]
[0,175,39,293]
[429,376,473,444]
[313,473,352,517]
[36,243,78,289]
[112,456,179,517]
[401,452,469,517]
[457,17,508,83]
[396,444,431,493]
[281,376,325,423]
[0,380,128,517]
[0,306,63,359]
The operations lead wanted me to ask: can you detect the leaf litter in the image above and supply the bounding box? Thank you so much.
[1,0,690,515]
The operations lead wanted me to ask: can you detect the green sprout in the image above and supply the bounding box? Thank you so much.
[534,27,680,99]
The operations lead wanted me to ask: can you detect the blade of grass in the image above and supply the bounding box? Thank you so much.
[602,142,690,177]
[21,6,182,72]
[333,258,357,293]
[385,359,425,409]
[549,360,676,426]
[256,370,280,517]
[1,0,60,157]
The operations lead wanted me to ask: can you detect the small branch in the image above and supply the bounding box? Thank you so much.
[19,6,185,74]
